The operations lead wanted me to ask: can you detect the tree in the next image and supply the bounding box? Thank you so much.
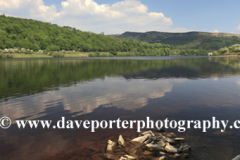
[110,50,117,56]
[0,40,5,49]
[31,44,40,51]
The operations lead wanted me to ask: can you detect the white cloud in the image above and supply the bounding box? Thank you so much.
[213,30,219,33]
[0,0,173,34]
[0,0,60,21]
[60,0,123,18]
[111,0,148,14]
[237,24,240,30]
[0,78,173,120]
[169,27,193,33]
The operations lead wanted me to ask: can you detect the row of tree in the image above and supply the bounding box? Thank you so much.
[0,15,209,56]
[0,15,173,52]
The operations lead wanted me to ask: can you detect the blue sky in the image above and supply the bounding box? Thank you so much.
[1,0,240,34]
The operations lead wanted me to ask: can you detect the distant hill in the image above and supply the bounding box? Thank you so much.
[0,15,173,54]
[114,31,240,51]
[0,15,210,57]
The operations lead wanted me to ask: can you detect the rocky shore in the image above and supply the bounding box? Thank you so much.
[104,129,191,160]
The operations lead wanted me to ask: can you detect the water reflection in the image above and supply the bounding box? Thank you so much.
[1,57,240,102]
[0,57,240,120]
[0,57,240,159]
[0,78,174,121]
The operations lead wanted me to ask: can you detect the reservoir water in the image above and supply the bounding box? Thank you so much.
[0,56,240,160]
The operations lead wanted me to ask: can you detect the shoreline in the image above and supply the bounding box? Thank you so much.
[0,52,240,59]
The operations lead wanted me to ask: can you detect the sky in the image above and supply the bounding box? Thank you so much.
[0,0,240,34]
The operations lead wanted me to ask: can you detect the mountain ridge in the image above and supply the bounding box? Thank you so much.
[114,31,240,50]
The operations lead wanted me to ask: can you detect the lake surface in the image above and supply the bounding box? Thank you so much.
[0,56,240,160]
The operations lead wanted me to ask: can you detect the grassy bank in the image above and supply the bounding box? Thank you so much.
[0,52,88,58]
[0,49,212,58]
[0,52,197,59]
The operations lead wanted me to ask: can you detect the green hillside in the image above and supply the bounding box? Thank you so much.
[0,15,172,53]
[214,44,240,55]
[0,15,209,58]
[115,31,240,51]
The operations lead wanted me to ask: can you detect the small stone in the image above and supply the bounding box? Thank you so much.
[163,137,175,144]
[106,140,116,153]
[165,133,177,138]
[119,156,127,160]
[174,137,185,141]
[124,155,136,159]
[118,135,125,146]
[144,138,152,144]
[157,141,166,148]
[127,144,141,156]
[146,144,163,151]
[159,156,167,160]
[104,153,118,159]
[151,136,161,141]
[131,134,150,143]
[164,142,178,153]
[141,130,155,137]
[173,153,180,158]
[143,150,152,156]
[159,151,166,155]
[156,133,163,137]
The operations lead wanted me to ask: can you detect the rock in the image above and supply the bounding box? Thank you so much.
[156,133,163,137]
[118,135,125,146]
[157,141,166,148]
[106,140,116,153]
[151,136,162,141]
[124,155,136,159]
[141,130,155,137]
[146,144,163,151]
[232,155,240,160]
[174,137,185,141]
[164,143,178,153]
[163,137,175,144]
[104,153,118,159]
[159,156,167,160]
[143,150,152,156]
[159,151,166,155]
[131,134,150,143]
[127,144,141,156]
[172,153,180,158]
[144,138,152,144]
[165,133,176,138]
[105,132,189,160]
